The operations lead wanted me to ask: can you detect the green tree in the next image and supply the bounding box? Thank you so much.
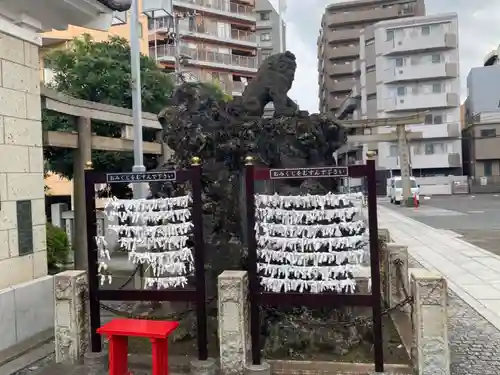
[43,34,175,179]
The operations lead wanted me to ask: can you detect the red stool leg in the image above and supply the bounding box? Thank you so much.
[151,338,169,375]
[108,335,129,375]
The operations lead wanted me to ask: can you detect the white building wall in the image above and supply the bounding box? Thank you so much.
[367,13,461,173]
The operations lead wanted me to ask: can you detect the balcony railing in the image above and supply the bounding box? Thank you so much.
[152,44,257,69]
[149,17,256,44]
[174,0,254,17]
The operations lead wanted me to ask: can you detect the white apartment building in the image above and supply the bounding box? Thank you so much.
[358,13,462,176]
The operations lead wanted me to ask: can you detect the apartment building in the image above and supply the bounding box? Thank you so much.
[255,0,286,60]
[462,65,500,181]
[359,13,461,176]
[463,112,500,179]
[317,0,425,115]
[149,0,258,97]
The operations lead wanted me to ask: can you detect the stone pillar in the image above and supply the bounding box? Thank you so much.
[383,243,409,312]
[218,271,251,375]
[378,228,391,243]
[410,269,450,375]
[54,270,89,364]
[0,32,47,289]
[73,116,92,270]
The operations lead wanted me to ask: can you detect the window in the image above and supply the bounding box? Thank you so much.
[138,22,143,38]
[413,144,422,155]
[421,25,430,35]
[412,86,419,94]
[397,86,406,96]
[411,56,421,65]
[260,11,271,20]
[481,129,497,138]
[431,54,441,63]
[434,142,446,154]
[432,83,442,93]
[261,33,271,41]
[425,143,434,155]
[434,115,443,124]
[395,57,404,67]
[365,38,375,46]
[424,113,443,124]
[366,65,375,72]
[484,161,493,176]
[386,30,394,41]
[389,144,399,157]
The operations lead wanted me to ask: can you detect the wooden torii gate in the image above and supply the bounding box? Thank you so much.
[41,86,171,268]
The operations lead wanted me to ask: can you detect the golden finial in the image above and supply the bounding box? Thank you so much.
[244,156,254,165]
[366,151,376,159]
[84,161,93,170]
[191,156,201,166]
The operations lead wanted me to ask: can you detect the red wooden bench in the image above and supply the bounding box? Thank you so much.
[97,318,179,375]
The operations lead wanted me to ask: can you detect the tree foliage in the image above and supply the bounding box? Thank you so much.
[43,34,175,179]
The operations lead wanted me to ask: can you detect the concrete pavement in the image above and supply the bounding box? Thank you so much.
[379,204,500,330]
[378,204,500,375]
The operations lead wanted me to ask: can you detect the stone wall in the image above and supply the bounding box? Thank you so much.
[0,31,46,288]
[0,28,51,355]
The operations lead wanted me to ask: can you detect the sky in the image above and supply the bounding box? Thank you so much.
[268,0,500,113]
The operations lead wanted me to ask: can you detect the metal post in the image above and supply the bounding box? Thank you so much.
[366,151,384,372]
[84,162,102,353]
[190,157,208,361]
[397,124,412,206]
[244,156,261,365]
[130,0,146,199]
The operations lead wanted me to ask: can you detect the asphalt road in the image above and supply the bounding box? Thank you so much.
[379,194,500,256]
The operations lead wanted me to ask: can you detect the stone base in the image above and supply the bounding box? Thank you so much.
[190,358,216,375]
[83,351,108,375]
[245,362,271,375]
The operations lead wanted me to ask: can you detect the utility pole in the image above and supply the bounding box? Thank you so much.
[130,0,147,199]
[396,124,413,206]
[277,0,286,52]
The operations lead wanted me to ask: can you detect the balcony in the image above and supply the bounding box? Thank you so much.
[172,0,255,22]
[327,45,359,60]
[384,62,458,83]
[404,122,461,139]
[382,152,461,169]
[327,28,361,44]
[384,93,459,112]
[382,32,458,56]
[326,5,415,27]
[330,79,357,93]
[152,45,258,72]
[149,17,256,47]
[326,62,355,77]
[256,19,272,29]
[328,97,348,110]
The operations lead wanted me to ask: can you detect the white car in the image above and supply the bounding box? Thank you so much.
[387,177,420,204]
